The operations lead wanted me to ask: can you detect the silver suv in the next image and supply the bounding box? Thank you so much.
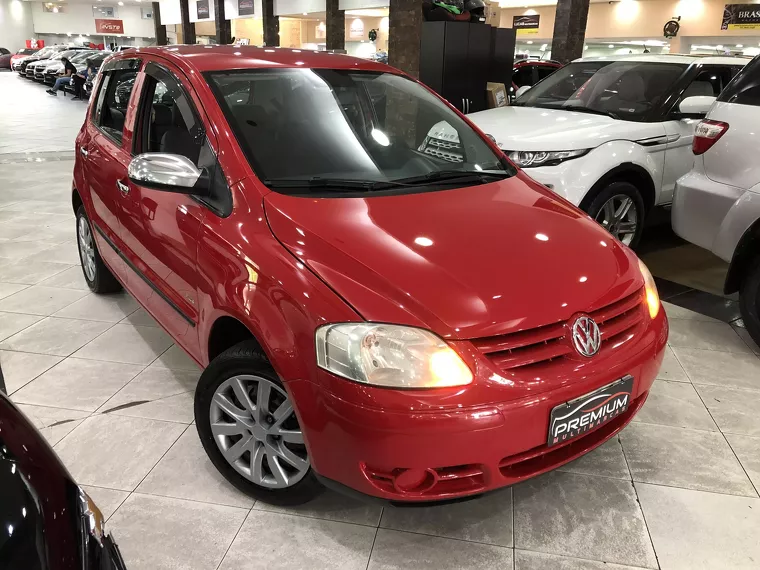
[672,54,760,346]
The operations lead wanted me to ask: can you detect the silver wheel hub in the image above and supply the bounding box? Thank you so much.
[595,194,638,246]
[209,375,309,489]
[77,216,97,282]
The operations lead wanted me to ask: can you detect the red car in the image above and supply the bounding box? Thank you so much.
[7,47,37,69]
[72,46,667,505]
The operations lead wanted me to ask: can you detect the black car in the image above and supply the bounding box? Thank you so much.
[0,368,126,570]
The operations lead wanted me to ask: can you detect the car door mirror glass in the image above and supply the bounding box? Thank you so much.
[128,153,210,196]
[678,95,716,117]
[515,85,531,99]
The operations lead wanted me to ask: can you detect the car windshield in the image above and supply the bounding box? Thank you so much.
[207,68,514,193]
[515,60,688,121]
[17,48,37,55]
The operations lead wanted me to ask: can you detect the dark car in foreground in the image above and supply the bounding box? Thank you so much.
[0,375,126,569]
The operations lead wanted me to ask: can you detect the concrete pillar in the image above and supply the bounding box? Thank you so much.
[153,2,168,45]
[326,0,345,51]
[214,0,232,44]
[262,0,280,47]
[388,0,423,78]
[179,0,196,45]
[550,0,590,64]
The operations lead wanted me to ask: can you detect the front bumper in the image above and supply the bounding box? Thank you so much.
[672,159,745,262]
[290,310,668,502]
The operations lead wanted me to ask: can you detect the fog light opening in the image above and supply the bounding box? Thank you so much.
[393,468,438,494]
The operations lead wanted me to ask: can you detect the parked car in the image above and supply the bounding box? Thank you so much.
[0,48,11,69]
[9,47,37,69]
[0,377,126,568]
[672,54,760,346]
[16,45,71,75]
[31,49,90,81]
[422,54,748,247]
[42,50,98,85]
[73,46,667,505]
[509,59,561,102]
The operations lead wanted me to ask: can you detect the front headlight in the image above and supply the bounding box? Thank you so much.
[638,260,660,319]
[507,149,588,168]
[316,323,473,388]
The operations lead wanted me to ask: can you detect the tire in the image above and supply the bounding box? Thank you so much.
[195,341,323,505]
[583,181,646,249]
[739,257,760,349]
[75,205,122,294]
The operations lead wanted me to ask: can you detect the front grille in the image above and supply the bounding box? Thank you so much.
[472,288,645,373]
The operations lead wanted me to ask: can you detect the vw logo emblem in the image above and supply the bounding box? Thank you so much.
[572,316,601,357]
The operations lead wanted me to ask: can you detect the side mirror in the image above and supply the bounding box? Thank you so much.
[515,85,531,99]
[678,96,716,118]
[128,153,210,196]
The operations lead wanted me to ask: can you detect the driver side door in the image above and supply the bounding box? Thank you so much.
[662,65,736,203]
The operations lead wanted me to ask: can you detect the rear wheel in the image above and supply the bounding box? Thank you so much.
[75,205,122,294]
[740,258,760,349]
[195,341,323,505]
[584,182,646,248]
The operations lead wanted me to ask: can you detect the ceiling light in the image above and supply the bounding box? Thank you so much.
[716,45,723,49]
[118,1,123,4]
[303,12,307,15]
[608,44,614,48]
[736,44,743,48]
[527,40,533,44]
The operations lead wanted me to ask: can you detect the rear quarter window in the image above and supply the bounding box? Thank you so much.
[718,56,760,106]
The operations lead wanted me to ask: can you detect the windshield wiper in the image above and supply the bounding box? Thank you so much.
[562,106,620,120]
[391,170,509,186]
[263,177,407,192]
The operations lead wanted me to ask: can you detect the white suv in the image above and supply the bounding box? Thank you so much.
[673,55,760,346]
[422,54,747,247]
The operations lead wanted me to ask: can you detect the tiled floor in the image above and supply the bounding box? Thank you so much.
[2,70,760,570]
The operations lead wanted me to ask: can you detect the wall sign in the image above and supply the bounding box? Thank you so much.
[722,4,760,29]
[197,0,210,20]
[513,14,540,35]
[238,0,254,17]
[95,19,124,34]
[349,18,364,39]
[316,21,326,39]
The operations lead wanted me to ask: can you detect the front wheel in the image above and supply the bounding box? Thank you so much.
[195,341,323,505]
[740,258,760,349]
[584,182,646,248]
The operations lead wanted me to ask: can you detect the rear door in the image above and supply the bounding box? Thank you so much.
[662,64,736,202]
[704,56,760,190]
[79,58,142,285]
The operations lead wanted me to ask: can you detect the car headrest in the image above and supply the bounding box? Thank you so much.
[617,73,646,102]
[152,104,172,126]
[683,80,714,99]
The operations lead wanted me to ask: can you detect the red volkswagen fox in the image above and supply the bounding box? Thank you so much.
[72,46,667,505]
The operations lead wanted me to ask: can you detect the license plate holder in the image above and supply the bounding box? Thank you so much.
[547,375,634,447]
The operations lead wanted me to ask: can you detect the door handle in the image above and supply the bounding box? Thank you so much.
[79,147,89,157]
[116,179,130,195]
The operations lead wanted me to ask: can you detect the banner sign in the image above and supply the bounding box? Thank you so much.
[513,14,540,35]
[95,19,124,34]
[197,0,210,19]
[722,4,760,29]
[238,0,254,16]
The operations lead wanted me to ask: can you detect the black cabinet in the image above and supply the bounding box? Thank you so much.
[420,22,513,114]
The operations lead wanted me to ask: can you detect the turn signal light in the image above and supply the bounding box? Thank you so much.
[693,120,729,155]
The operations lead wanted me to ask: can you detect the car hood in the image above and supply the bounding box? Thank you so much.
[464,106,663,152]
[263,173,642,339]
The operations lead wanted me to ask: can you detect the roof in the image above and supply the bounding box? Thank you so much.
[576,53,749,65]
[117,45,391,73]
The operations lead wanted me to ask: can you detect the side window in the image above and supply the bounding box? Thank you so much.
[512,66,535,87]
[719,57,760,107]
[537,66,557,81]
[135,71,203,165]
[685,67,734,98]
[97,69,138,144]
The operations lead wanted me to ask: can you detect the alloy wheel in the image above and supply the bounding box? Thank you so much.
[77,216,97,282]
[209,375,309,489]
[595,194,638,246]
